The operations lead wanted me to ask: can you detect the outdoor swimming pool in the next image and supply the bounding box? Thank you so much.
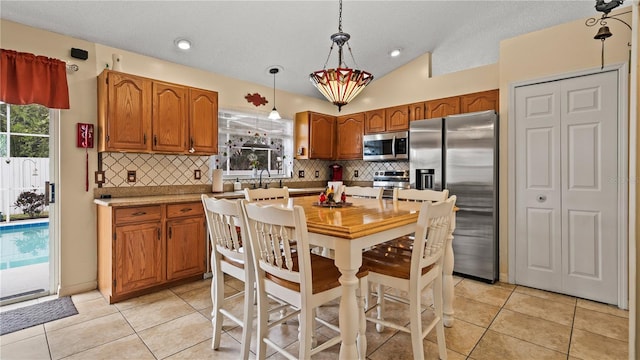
[0,221,49,270]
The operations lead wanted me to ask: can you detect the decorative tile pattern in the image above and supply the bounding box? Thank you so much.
[99,153,410,189]
[101,153,211,187]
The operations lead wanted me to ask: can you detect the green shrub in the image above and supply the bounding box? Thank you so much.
[14,190,46,218]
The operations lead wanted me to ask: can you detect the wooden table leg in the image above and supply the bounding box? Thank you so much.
[443,211,456,327]
[334,244,362,360]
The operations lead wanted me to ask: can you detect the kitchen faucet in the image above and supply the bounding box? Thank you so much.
[259,168,271,189]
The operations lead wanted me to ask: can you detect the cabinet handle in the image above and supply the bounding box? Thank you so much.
[144,133,147,144]
[154,135,157,146]
[157,227,160,240]
[180,208,193,212]
[132,211,147,216]
[168,226,172,239]
[190,137,194,148]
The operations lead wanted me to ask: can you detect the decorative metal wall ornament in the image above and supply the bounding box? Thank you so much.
[244,92,268,107]
[585,0,632,69]
[309,0,373,111]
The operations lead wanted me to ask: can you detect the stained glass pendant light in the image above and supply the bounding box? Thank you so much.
[309,0,373,111]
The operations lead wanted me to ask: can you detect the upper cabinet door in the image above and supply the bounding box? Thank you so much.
[309,112,336,159]
[152,81,188,152]
[189,89,218,155]
[365,109,386,134]
[426,96,461,118]
[460,90,499,113]
[409,102,426,121]
[104,72,152,152]
[336,113,364,160]
[385,105,409,131]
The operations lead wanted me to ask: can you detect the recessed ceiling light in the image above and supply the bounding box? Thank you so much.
[175,38,191,50]
[390,49,401,57]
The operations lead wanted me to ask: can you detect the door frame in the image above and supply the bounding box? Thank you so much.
[507,63,630,309]
[49,110,60,295]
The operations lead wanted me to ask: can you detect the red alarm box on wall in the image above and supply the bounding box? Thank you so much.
[77,123,94,148]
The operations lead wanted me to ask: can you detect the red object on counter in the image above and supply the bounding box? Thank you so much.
[330,163,343,181]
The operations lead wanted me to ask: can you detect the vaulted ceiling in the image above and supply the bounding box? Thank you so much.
[1,1,610,100]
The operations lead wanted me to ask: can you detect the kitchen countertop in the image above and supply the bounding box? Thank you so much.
[93,187,326,207]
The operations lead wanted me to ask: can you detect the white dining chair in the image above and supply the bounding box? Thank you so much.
[344,186,383,199]
[201,195,254,359]
[362,196,456,360]
[202,195,294,358]
[244,186,289,202]
[241,200,369,360]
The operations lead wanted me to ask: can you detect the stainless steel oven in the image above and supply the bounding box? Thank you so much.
[363,131,409,161]
[373,170,410,198]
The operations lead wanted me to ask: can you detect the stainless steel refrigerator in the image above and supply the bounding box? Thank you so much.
[409,110,498,282]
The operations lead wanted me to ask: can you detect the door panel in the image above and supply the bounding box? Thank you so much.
[567,210,600,278]
[560,71,618,303]
[515,81,562,290]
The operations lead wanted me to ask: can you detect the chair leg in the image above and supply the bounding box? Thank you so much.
[357,277,368,360]
[298,304,314,359]
[375,283,385,332]
[433,275,447,360]
[211,268,224,350]
[255,278,269,360]
[240,275,254,360]
[409,286,425,360]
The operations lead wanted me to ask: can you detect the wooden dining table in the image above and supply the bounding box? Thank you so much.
[263,195,456,360]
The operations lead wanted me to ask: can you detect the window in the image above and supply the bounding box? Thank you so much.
[216,109,293,177]
[0,102,50,158]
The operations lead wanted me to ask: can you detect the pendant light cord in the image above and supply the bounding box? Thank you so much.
[272,71,276,110]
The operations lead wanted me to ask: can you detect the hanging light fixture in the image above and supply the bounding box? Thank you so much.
[268,67,281,120]
[585,0,631,69]
[309,0,373,111]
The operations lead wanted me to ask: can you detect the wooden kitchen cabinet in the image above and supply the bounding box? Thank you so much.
[336,113,364,160]
[189,88,219,154]
[460,89,499,113]
[365,105,409,134]
[385,105,409,131]
[425,96,461,118]
[364,109,385,134]
[409,101,426,121]
[114,221,164,295]
[294,111,336,160]
[166,202,206,281]
[97,201,207,303]
[98,69,218,155]
[152,81,188,152]
[98,71,152,152]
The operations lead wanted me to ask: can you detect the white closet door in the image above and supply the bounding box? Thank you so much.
[515,81,563,292]
[560,71,618,303]
[515,70,618,304]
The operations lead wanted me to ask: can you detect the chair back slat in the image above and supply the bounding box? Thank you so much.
[244,186,289,202]
[202,195,246,263]
[413,196,456,272]
[393,188,449,202]
[243,201,311,287]
[344,186,383,199]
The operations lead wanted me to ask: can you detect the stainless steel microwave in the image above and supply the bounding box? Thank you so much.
[363,131,409,161]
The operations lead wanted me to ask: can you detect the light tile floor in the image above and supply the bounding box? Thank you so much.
[0,276,629,359]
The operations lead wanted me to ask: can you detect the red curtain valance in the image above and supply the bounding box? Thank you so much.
[0,49,70,109]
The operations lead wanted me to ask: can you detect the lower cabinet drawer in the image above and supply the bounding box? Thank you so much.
[166,202,203,218]
[114,205,162,224]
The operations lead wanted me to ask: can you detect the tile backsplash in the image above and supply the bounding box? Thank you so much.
[98,152,409,188]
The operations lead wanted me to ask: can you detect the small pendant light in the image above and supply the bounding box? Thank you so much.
[268,67,281,120]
